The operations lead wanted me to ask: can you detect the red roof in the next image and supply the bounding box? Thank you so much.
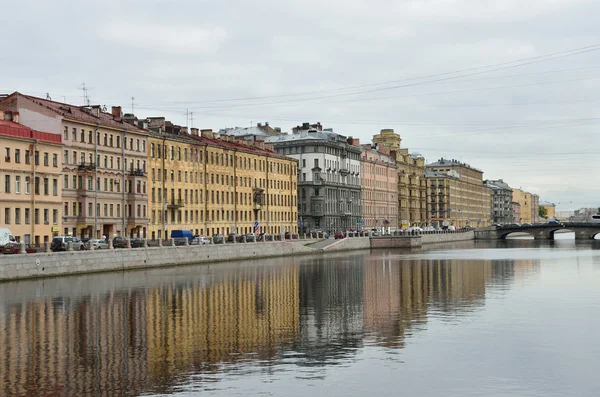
[3,92,147,134]
[0,119,61,144]
[189,133,293,161]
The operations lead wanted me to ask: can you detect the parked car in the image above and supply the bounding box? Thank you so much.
[191,236,211,245]
[408,227,423,232]
[85,238,108,250]
[212,234,224,244]
[447,226,456,231]
[131,238,146,248]
[334,231,345,239]
[548,220,564,226]
[257,233,271,241]
[284,231,291,239]
[112,237,129,249]
[51,236,85,252]
[245,233,256,242]
[2,242,37,254]
[227,233,241,243]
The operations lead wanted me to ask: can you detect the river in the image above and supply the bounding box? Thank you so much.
[1,240,599,396]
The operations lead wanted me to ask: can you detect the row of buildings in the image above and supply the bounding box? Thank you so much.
[0,92,542,244]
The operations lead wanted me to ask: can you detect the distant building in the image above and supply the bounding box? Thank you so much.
[372,129,426,226]
[360,143,398,231]
[266,123,362,232]
[484,179,513,224]
[511,189,540,224]
[572,207,598,223]
[540,202,556,220]
[425,158,492,228]
[0,111,62,244]
[555,210,574,222]
[512,202,521,224]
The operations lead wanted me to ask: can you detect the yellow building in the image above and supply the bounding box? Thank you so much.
[540,203,556,220]
[512,189,535,224]
[0,93,150,239]
[145,119,298,239]
[425,158,493,228]
[0,112,62,244]
[372,129,426,226]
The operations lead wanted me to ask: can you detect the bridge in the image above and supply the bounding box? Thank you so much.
[474,223,600,240]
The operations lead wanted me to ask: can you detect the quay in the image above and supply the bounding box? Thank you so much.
[0,231,473,282]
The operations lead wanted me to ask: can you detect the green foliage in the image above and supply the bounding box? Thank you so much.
[538,206,548,219]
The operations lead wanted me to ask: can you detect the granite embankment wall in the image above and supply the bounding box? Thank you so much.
[0,231,475,282]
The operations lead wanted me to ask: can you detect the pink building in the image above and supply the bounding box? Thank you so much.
[512,202,521,224]
[360,143,398,231]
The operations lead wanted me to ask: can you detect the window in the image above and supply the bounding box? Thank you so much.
[142,140,146,152]
[4,175,10,193]
[110,134,113,147]
[104,134,108,146]
[151,143,155,158]
[72,127,77,141]
[15,208,20,224]
[25,176,30,194]
[116,136,121,148]
[88,130,93,144]
[25,208,31,224]
[15,176,20,194]
[25,150,30,165]
[34,208,39,224]
[53,209,58,224]
[14,149,20,163]
[53,179,58,196]
[34,177,40,195]
[136,139,140,151]
[44,209,49,224]
[63,126,68,140]
[5,147,10,162]
[4,208,9,224]
[44,152,49,166]
[34,151,39,165]
[80,129,85,142]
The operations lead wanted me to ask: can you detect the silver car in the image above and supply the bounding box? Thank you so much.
[191,236,211,245]
[85,238,108,250]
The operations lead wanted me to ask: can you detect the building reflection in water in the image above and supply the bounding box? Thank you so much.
[0,253,540,396]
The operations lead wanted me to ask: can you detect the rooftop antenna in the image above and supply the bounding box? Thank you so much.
[81,83,90,106]
[190,112,194,128]
[131,96,135,114]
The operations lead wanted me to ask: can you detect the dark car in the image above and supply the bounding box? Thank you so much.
[112,237,128,248]
[227,233,240,243]
[213,234,224,244]
[257,233,271,241]
[548,220,564,226]
[284,231,291,239]
[334,232,345,239]
[245,233,256,242]
[2,242,37,254]
[131,238,146,248]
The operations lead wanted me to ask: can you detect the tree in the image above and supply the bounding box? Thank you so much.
[538,206,548,219]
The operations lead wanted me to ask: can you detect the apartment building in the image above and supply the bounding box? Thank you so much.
[0,93,149,238]
[0,111,62,244]
[484,179,513,224]
[360,143,398,231]
[425,158,493,228]
[372,129,426,227]
[265,123,362,233]
[143,118,298,238]
[511,189,540,224]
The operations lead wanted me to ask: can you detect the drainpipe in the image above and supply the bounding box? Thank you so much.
[93,124,100,238]
[122,129,127,237]
[31,140,37,244]
[162,136,166,238]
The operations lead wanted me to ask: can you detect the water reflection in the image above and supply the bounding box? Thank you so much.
[0,245,545,396]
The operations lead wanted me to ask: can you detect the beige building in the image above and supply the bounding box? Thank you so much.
[372,129,426,226]
[141,117,298,239]
[425,158,493,228]
[512,189,540,224]
[360,143,398,231]
[0,112,62,244]
[540,202,556,220]
[0,93,149,238]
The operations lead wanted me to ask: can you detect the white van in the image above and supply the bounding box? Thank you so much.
[591,215,600,224]
[0,228,15,247]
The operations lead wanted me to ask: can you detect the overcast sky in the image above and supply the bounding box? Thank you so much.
[2,0,599,210]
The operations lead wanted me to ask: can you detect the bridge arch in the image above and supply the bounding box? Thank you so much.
[548,228,574,240]
[499,231,534,240]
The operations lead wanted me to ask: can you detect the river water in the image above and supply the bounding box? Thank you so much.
[1,240,600,397]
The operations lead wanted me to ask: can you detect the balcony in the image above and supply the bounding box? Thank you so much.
[339,167,350,176]
[167,199,185,209]
[130,169,145,176]
[78,162,96,171]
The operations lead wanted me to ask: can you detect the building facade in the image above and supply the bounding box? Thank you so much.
[0,111,62,244]
[266,123,362,233]
[360,143,398,231]
[425,158,493,228]
[371,129,426,227]
[511,189,539,224]
[540,202,556,220]
[484,179,513,224]
[145,119,298,239]
[512,202,521,224]
[0,93,149,239]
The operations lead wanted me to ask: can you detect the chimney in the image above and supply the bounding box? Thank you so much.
[191,128,199,136]
[12,111,19,124]
[264,142,275,151]
[180,126,188,135]
[201,129,214,138]
[112,106,123,118]
[254,140,265,149]
[275,127,281,133]
[91,105,101,117]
